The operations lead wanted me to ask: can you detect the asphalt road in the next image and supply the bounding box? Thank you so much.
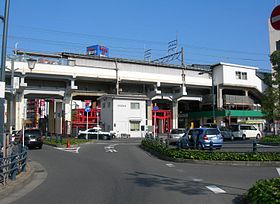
[8,139,280,204]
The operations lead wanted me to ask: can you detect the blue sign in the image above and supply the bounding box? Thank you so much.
[153,106,159,111]
[85,106,91,113]
[86,45,109,57]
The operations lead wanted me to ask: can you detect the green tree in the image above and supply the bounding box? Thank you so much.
[261,51,280,123]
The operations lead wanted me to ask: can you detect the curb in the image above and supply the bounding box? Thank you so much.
[0,160,47,204]
[0,161,34,199]
[140,145,280,167]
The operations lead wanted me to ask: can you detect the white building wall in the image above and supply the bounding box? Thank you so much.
[217,63,263,92]
[113,99,146,138]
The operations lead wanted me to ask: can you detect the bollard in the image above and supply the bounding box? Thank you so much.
[177,140,181,149]
[67,136,71,148]
[209,141,213,151]
[55,134,58,143]
[253,140,257,153]
[60,135,63,144]
[165,139,169,148]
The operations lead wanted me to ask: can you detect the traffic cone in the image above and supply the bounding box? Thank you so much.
[67,136,71,148]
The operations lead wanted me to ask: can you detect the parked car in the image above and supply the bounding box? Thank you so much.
[229,124,262,140]
[219,126,234,140]
[21,129,44,149]
[179,127,223,150]
[78,127,113,140]
[168,128,187,144]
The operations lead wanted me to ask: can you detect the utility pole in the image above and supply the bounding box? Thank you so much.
[0,0,10,157]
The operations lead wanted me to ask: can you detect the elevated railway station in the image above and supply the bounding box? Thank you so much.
[4,49,266,137]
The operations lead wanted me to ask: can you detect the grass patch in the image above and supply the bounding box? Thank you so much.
[44,137,88,147]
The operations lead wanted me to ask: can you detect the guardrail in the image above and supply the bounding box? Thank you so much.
[0,145,28,185]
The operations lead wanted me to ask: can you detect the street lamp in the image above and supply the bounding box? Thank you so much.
[199,68,215,124]
[26,58,37,71]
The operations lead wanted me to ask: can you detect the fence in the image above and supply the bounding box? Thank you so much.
[0,145,28,185]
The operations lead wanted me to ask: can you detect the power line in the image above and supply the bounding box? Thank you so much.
[10,24,270,56]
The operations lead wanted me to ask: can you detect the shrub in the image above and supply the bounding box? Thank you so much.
[260,135,280,145]
[141,139,280,161]
[246,177,280,204]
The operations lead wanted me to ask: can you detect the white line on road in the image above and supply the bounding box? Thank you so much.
[166,163,175,168]
[55,147,80,154]
[206,185,226,194]
[104,144,118,153]
[277,168,280,176]
[192,178,203,182]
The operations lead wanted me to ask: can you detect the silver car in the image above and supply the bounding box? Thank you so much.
[179,128,223,150]
[168,128,187,144]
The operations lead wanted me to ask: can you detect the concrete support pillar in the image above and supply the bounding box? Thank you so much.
[64,96,72,135]
[245,90,248,96]
[147,100,152,126]
[15,93,24,130]
[55,102,62,135]
[217,86,223,109]
[172,100,178,129]
[48,101,55,134]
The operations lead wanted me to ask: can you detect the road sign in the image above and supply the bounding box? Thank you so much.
[271,5,280,30]
[153,106,159,111]
[85,106,91,113]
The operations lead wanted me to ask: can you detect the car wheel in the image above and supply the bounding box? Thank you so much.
[242,134,246,140]
[256,134,261,139]
[198,143,204,150]
[39,145,42,149]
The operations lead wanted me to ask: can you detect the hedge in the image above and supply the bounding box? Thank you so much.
[141,138,280,161]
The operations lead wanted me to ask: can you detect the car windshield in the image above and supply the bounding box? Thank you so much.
[171,129,185,134]
[25,130,41,137]
[206,129,220,135]
[230,125,239,132]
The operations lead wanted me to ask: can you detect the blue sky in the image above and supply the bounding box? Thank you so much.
[2,0,278,71]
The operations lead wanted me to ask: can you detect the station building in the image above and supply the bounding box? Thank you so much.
[4,49,267,137]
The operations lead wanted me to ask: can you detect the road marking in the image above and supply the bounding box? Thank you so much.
[104,144,118,153]
[55,147,80,154]
[192,178,203,182]
[277,168,280,176]
[206,185,226,194]
[166,163,175,168]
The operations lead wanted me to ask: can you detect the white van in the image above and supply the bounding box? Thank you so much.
[230,124,262,140]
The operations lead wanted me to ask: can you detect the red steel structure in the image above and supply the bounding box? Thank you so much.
[72,108,101,130]
[152,109,172,134]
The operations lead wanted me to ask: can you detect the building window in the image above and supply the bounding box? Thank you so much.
[235,71,247,80]
[235,71,241,79]
[130,121,140,131]
[131,102,140,109]
[102,102,105,109]
[276,40,280,51]
[241,72,247,80]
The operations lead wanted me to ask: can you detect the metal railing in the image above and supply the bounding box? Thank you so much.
[0,145,28,185]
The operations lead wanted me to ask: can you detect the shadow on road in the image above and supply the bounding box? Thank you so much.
[126,171,247,203]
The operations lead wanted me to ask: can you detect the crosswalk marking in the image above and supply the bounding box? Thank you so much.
[277,168,280,176]
[104,144,118,153]
[206,185,226,194]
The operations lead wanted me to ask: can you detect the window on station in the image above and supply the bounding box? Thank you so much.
[131,102,140,109]
[235,71,241,79]
[241,72,247,80]
[130,121,140,131]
